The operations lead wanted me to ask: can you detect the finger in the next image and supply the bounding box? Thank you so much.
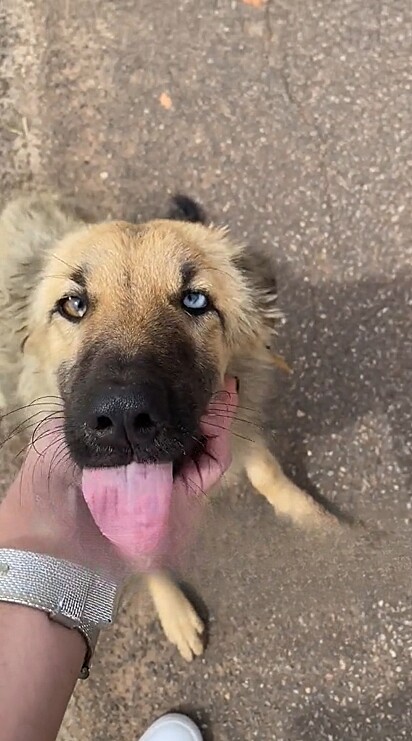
[165,379,239,567]
[17,420,80,503]
[178,376,238,493]
[200,376,238,473]
[202,375,239,435]
[26,419,67,460]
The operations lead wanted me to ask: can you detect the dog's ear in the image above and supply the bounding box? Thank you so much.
[167,194,207,224]
[166,198,282,340]
[233,248,282,335]
[232,248,290,371]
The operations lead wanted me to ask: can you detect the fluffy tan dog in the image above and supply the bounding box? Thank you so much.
[0,193,332,660]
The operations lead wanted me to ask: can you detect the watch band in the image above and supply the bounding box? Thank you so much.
[0,549,121,679]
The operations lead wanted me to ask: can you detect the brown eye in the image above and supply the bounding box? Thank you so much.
[57,295,88,322]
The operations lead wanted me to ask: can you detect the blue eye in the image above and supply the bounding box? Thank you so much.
[182,291,209,314]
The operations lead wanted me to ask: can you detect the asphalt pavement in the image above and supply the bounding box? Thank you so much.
[0,1,411,739]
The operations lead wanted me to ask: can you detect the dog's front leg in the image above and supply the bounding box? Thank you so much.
[245,441,335,530]
[146,571,205,661]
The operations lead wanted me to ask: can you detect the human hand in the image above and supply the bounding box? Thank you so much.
[0,377,238,577]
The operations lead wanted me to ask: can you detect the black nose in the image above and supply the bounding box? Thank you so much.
[87,384,169,449]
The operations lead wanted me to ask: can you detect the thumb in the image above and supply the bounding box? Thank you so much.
[18,420,80,504]
[200,375,238,473]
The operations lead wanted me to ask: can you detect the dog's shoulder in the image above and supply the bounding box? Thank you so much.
[0,193,85,410]
[0,193,83,285]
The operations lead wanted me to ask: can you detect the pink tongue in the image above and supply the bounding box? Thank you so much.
[82,463,173,563]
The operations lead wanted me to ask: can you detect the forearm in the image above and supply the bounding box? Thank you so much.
[0,602,85,741]
[0,497,85,739]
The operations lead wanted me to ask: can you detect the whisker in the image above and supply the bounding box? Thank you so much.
[207,409,263,429]
[192,457,204,486]
[31,431,69,496]
[206,265,240,282]
[0,398,63,422]
[0,410,62,450]
[182,430,226,478]
[49,253,78,272]
[188,433,208,453]
[210,396,259,414]
[13,424,66,469]
[6,413,64,461]
[210,398,254,410]
[185,475,205,499]
[28,422,67,494]
[202,440,222,471]
[13,431,57,464]
[30,421,66,455]
[47,444,72,485]
[30,425,66,451]
[40,274,75,281]
[203,422,254,444]
[49,454,77,499]
[17,426,63,503]
[30,395,63,402]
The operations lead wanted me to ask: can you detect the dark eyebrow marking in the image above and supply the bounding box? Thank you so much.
[20,334,29,353]
[69,267,87,288]
[181,261,197,290]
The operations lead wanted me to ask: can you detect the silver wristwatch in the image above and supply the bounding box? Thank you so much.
[0,549,121,679]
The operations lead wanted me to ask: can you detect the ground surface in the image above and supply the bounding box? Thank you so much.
[0,1,411,739]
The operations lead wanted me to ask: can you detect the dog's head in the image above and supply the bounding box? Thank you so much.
[25,218,271,469]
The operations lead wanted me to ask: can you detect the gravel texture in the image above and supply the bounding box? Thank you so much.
[0,1,411,739]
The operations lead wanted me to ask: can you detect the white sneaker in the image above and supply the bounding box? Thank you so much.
[139,714,203,741]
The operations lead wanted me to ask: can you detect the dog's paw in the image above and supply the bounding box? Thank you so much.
[148,573,205,661]
[298,498,339,531]
[159,590,205,661]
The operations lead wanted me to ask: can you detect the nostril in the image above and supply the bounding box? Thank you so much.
[95,415,113,432]
[133,412,154,431]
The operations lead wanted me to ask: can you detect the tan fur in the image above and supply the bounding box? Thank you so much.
[0,193,334,660]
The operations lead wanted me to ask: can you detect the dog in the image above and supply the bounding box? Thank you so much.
[0,192,333,660]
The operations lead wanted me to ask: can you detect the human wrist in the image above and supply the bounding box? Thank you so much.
[0,599,85,668]
[0,497,64,560]
[0,601,85,741]
[0,546,122,678]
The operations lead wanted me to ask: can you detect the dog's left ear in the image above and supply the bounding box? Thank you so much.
[232,249,290,370]
[167,194,207,224]
[201,224,282,349]
[233,248,282,334]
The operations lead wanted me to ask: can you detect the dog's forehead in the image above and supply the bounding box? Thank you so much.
[39,219,247,333]
[52,221,207,292]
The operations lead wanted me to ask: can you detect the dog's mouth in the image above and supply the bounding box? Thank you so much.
[80,434,207,564]
[62,368,215,566]
[82,461,174,562]
[172,435,206,478]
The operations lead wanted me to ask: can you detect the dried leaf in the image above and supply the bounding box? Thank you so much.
[242,0,266,8]
[257,347,292,373]
[159,92,172,110]
[271,354,292,374]
[265,351,292,373]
